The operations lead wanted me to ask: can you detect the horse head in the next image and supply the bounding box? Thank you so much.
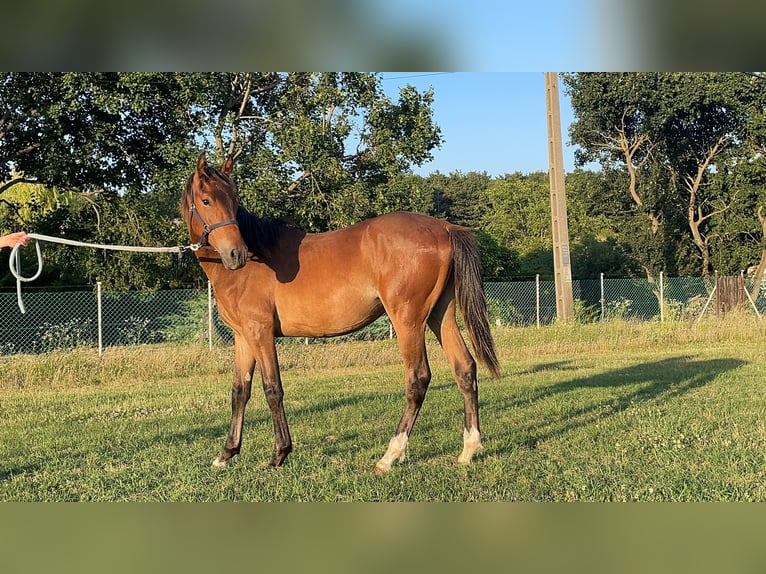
[182,152,248,270]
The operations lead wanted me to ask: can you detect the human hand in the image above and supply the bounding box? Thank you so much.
[0,231,31,249]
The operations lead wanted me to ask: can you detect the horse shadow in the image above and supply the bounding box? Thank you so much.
[524,360,580,374]
[161,355,747,466]
[162,390,392,448]
[0,463,41,486]
[488,355,747,453]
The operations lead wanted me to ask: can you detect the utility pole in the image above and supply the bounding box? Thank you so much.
[545,72,574,322]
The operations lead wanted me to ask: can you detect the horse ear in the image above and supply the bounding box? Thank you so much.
[196,152,207,177]
[221,155,235,176]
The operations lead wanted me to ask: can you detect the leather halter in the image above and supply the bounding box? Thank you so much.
[188,185,239,251]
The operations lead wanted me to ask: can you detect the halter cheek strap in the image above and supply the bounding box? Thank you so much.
[188,188,239,251]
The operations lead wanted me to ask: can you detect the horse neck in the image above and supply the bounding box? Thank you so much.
[195,252,231,286]
[194,223,305,288]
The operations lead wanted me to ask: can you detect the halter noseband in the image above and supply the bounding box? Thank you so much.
[188,186,240,251]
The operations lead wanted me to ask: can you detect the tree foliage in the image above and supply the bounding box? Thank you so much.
[0,73,202,193]
[184,73,442,230]
[1,73,442,288]
[562,72,766,277]
[4,72,766,291]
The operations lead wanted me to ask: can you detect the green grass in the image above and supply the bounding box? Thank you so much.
[2,316,766,501]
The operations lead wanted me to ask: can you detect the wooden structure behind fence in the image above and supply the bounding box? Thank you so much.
[716,274,745,316]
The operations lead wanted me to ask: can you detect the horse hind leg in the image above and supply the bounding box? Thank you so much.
[427,293,483,466]
[374,325,432,474]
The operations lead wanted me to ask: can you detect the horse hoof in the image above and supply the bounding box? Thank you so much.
[212,457,227,469]
[374,463,388,475]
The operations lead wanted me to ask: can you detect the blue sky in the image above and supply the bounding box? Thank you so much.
[377,1,626,70]
[380,72,581,177]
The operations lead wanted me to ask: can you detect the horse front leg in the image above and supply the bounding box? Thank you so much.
[212,336,254,468]
[256,337,293,467]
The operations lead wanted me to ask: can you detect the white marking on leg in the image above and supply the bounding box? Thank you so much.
[374,432,409,473]
[212,457,227,469]
[457,426,482,465]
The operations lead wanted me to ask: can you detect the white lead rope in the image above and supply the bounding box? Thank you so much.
[9,232,201,313]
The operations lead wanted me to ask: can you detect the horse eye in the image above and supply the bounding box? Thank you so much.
[202,198,211,206]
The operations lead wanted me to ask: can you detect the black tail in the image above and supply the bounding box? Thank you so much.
[449,227,501,378]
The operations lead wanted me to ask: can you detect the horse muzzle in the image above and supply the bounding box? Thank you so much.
[221,244,248,270]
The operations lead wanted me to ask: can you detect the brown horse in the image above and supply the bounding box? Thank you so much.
[181,153,500,473]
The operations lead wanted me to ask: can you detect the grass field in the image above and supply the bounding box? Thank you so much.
[2,316,766,501]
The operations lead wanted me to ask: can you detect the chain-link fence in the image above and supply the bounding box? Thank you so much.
[2,275,764,355]
[0,285,208,355]
[484,274,763,325]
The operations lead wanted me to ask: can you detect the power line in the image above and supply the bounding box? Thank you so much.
[381,73,455,81]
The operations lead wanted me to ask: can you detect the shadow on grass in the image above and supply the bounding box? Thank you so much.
[524,360,579,374]
[489,355,747,452]
[159,355,747,467]
[0,464,40,485]
[161,390,394,452]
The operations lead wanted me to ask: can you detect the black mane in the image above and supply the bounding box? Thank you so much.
[236,206,287,260]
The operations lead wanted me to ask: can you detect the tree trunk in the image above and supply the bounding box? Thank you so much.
[749,206,766,300]
[596,113,661,236]
[688,204,712,277]
[749,250,766,300]
[680,135,729,277]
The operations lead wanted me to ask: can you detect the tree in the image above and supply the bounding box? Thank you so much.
[0,73,204,196]
[190,73,443,231]
[565,169,642,278]
[0,73,211,288]
[705,157,766,279]
[474,230,519,280]
[481,172,554,276]
[1,73,443,288]
[424,170,491,228]
[562,72,766,277]
[479,169,640,279]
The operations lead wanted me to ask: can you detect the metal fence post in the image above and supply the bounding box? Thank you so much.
[97,281,103,357]
[743,269,762,319]
[659,271,664,322]
[600,273,605,322]
[208,280,213,350]
[535,274,541,329]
